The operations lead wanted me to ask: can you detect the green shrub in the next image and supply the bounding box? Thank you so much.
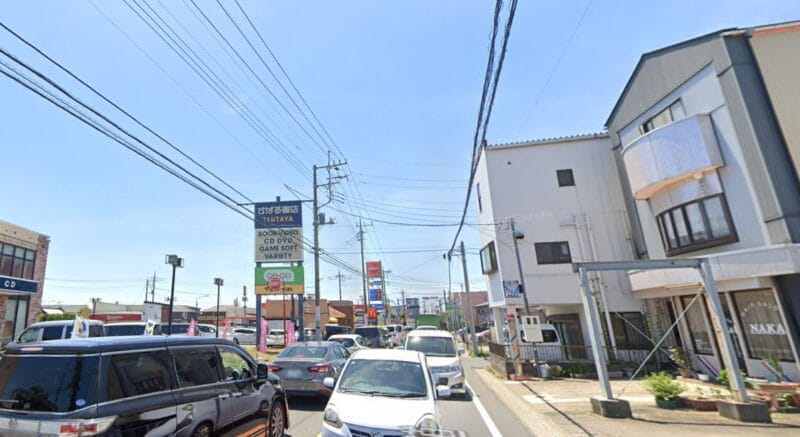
[643,372,685,400]
[717,369,754,390]
[565,362,589,376]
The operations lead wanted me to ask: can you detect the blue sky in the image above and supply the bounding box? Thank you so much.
[1,1,798,309]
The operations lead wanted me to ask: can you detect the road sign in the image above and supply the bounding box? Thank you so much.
[366,261,381,277]
[255,227,303,262]
[0,276,37,294]
[254,201,302,228]
[255,266,305,295]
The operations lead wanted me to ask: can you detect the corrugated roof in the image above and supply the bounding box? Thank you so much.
[487,132,608,150]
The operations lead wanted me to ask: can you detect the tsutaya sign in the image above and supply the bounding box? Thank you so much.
[254,201,303,262]
[255,266,305,295]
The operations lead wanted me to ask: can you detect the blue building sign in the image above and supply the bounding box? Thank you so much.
[254,201,303,228]
[0,276,38,294]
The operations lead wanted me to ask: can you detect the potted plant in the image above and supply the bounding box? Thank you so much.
[566,362,589,379]
[644,371,685,409]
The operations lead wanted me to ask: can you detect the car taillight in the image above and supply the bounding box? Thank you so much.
[268,364,283,372]
[308,364,332,375]
[49,417,115,436]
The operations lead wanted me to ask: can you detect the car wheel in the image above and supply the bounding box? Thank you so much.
[190,422,212,437]
[268,401,285,437]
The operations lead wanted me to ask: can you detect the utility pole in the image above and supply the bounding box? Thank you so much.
[459,241,479,355]
[401,289,406,325]
[144,279,150,303]
[442,289,449,331]
[509,218,531,315]
[91,297,99,315]
[213,278,223,337]
[336,270,343,301]
[242,286,248,323]
[359,219,368,326]
[313,158,347,340]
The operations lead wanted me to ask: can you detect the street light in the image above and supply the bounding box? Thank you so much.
[214,277,224,337]
[195,294,210,310]
[165,254,184,334]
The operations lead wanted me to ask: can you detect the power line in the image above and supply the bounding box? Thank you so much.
[0,21,253,203]
[449,0,519,252]
[518,0,593,133]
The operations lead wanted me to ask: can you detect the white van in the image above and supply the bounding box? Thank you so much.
[16,320,105,343]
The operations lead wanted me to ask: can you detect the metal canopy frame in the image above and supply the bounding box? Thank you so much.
[572,259,749,402]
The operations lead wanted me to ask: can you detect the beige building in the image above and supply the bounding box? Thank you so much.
[0,220,50,345]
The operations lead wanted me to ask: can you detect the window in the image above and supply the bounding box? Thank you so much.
[219,348,254,380]
[174,351,221,387]
[541,329,558,343]
[534,242,572,264]
[17,327,40,343]
[480,241,497,274]
[732,290,794,361]
[680,295,714,355]
[556,169,575,187]
[656,195,736,255]
[0,243,36,279]
[0,355,99,412]
[107,351,172,401]
[476,183,483,212]
[609,312,649,348]
[641,100,686,133]
[42,326,64,341]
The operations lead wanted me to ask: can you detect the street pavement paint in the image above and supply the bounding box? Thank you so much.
[465,381,502,437]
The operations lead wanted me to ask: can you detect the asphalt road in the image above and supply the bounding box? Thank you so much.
[221,356,531,437]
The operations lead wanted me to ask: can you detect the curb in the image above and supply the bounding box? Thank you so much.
[473,367,567,437]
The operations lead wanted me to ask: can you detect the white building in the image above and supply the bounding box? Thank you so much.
[473,134,644,353]
[606,22,800,380]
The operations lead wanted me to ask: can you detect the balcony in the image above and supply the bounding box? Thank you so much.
[622,114,723,200]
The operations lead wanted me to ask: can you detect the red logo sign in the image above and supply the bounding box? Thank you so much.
[366,261,382,278]
[269,275,283,291]
[367,308,378,319]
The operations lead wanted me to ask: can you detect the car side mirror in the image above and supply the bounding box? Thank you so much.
[458,348,465,355]
[257,363,268,379]
[323,377,335,389]
[436,385,452,399]
[437,377,448,386]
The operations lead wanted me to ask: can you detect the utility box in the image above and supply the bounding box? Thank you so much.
[521,315,543,343]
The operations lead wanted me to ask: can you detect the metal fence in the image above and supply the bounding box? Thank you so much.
[497,342,670,367]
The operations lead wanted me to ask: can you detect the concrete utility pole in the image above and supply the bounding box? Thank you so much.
[359,219,368,326]
[337,270,343,301]
[401,289,406,325]
[509,218,531,315]
[213,277,223,337]
[313,158,347,340]
[442,290,449,331]
[459,241,479,355]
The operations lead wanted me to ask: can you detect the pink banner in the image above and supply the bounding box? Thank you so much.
[258,318,268,353]
[187,319,197,337]
[285,320,296,346]
[222,320,232,339]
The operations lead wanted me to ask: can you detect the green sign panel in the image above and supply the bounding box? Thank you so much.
[255,266,305,295]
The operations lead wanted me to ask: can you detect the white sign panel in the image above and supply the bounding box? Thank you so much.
[143,303,161,322]
[255,227,304,262]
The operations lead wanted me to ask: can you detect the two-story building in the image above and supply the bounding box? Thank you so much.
[607,21,800,380]
[0,220,49,345]
[473,134,644,353]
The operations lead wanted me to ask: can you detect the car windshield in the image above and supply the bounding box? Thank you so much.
[0,355,99,412]
[104,324,145,336]
[270,330,284,335]
[166,324,189,334]
[406,336,456,357]
[331,338,355,348]
[338,359,427,398]
[354,327,379,338]
[278,345,329,359]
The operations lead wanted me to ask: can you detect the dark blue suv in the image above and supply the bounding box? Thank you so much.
[0,336,288,436]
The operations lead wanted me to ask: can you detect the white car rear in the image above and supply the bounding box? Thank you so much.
[405,330,466,394]
[328,334,369,354]
[321,349,450,436]
[267,329,286,347]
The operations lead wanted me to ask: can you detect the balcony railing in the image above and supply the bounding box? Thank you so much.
[622,114,724,200]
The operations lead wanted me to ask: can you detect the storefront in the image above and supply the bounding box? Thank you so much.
[0,220,49,346]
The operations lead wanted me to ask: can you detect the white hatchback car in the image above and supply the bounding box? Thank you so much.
[321,349,450,436]
[328,334,369,354]
[405,329,466,395]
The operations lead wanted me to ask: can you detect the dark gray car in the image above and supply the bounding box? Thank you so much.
[269,341,350,398]
[0,336,289,437]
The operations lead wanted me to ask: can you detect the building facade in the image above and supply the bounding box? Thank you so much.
[0,220,49,345]
[607,22,800,380]
[473,135,643,351]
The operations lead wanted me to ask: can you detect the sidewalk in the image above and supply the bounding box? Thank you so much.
[473,365,800,436]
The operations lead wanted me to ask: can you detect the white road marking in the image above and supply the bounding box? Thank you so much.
[465,381,503,437]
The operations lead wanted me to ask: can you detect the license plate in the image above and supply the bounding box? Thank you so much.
[286,369,303,379]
